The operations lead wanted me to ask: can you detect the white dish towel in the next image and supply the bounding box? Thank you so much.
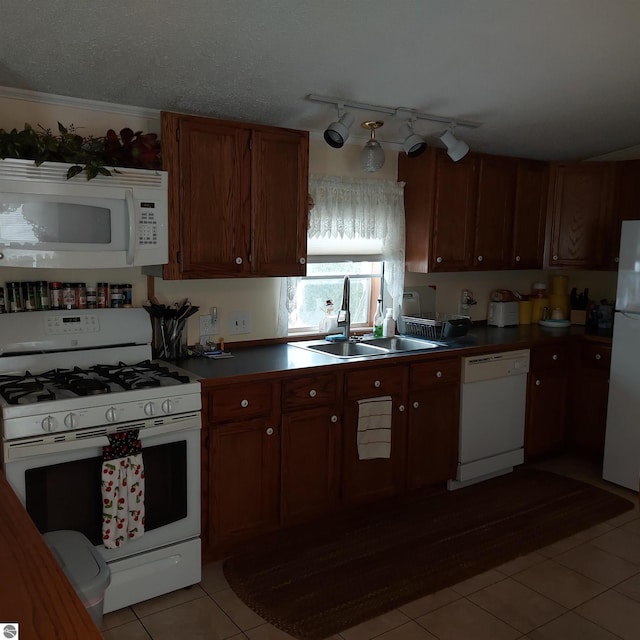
[357,396,393,460]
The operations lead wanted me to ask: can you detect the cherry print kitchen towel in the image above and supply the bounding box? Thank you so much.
[101,430,145,549]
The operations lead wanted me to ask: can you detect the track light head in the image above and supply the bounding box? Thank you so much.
[439,129,470,162]
[399,122,427,158]
[323,112,355,148]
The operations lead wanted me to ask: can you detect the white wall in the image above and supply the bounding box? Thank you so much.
[0,91,618,345]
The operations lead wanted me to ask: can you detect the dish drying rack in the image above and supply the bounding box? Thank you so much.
[400,312,470,340]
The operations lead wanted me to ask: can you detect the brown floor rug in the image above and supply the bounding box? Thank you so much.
[223,468,634,640]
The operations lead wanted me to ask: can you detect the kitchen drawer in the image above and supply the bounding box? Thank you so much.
[209,382,274,422]
[580,342,611,372]
[345,365,406,398]
[282,373,339,410]
[410,357,461,389]
[531,342,571,370]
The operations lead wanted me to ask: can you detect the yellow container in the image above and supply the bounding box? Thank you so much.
[532,297,549,323]
[518,300,533,325]
[551,275,569,295]
[548,293,570,320]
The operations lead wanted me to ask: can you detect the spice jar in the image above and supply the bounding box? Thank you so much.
[97,282,109,308]
[7,282,23,312]
[86,286,97,309]
[62,282,76,309]
[36,280,50,310]
[531,282,548,298]
[49,282,63,309]
[76,283,87,309]
[110,284,123,308]
[0,286,5,313]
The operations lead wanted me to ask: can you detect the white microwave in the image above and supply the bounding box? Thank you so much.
[0,158,168,268]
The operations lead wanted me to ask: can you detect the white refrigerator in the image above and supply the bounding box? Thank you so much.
[603,219,640,490]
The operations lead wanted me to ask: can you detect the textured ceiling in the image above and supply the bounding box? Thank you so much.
[2,1,640,161]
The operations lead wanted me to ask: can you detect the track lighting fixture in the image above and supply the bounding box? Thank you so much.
[360,121,385,172]
[439,128,470,162]
[323,111,355,148]
[398,121,427,157]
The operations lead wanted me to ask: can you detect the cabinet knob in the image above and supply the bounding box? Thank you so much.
[595,353,602,360]
[536,379,541,386]
[309,389,317,397]
[436,256,443,263]
[0,252,4,260]
[265,427,274,436]
[240,399,249,408]
[299,257,306,265]
[374,380,381,388]
[330,415,338,423]
[552,354,558,361]
[235,256,243,265]
[553,255,558,261]
[398,405,405,412]
[515,255,521,262]
[614,257,620,263]
[477,255,483,262]
[436,371,443,378]
[413,401,419,409]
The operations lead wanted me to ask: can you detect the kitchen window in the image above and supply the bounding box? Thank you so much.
[279,175,405,336]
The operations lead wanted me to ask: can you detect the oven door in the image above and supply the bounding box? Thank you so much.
[3,414,200,563]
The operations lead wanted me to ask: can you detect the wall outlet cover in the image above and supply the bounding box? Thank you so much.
[199,314,218,338]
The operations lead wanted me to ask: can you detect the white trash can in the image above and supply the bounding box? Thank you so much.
[44,530,111,627]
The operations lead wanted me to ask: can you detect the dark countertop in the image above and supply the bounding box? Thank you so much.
[175,324,611,386]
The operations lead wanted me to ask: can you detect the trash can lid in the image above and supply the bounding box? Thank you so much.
[44,530,111,601]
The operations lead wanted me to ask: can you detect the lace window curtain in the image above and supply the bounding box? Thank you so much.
[277,175,406,335]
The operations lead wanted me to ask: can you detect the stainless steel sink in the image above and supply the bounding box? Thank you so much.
[288,336,442,358]
[296,341,389,358]
[363,336,441,351]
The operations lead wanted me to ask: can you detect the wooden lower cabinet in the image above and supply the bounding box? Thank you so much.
[568,342,611,462]
[407,357,461,488]
[525,342,571,458]
[341,365,408,503]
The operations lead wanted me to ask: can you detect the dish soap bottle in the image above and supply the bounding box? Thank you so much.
[373,297,384,338]
[382,308,395,338]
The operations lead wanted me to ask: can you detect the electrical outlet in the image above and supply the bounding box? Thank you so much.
[230,310,251,334]
[199,314,218,340]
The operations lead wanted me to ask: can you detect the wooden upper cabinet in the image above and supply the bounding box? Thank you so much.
[160,111,309,279]
[473,155,517,269]
[399,148,478,272]
[610,160,640,268]
[546,162,615,269]
[512,160,548,269]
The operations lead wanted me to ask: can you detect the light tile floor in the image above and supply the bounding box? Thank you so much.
[102,455,640,640]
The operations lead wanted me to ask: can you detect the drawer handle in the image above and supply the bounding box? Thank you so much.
[241,399,249,408]
[235,256,243,265]
[552,354,558,361]
[436,256,443,263]
[515,255,521,262]
[330,415,338,423]
[595,353,602,360]
[374,380,381,388]
[536,379,541,386]
[309,389,317,397]
[477,255,483,262]
[398,405,405,412]
[265,427,274,436]
[299,257,306,265]
[413,401,419,409]
[436,371,443,378]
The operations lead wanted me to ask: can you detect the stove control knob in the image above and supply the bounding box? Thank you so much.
[105,407,117,423]
[64,412,78,429]
[41,415,58,432]
[162,399,174,414]
[144,402,156,416]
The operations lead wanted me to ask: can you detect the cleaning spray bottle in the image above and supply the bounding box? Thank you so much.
[373,297,384,338]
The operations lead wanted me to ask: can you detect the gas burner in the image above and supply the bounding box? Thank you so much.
[92,361,190,391]
[0,372,57,405]
[51,368,111,397]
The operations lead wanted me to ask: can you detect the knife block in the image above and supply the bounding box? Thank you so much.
[570,309,586,325]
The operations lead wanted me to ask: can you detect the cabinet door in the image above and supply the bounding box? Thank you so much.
[512,160,548,269]
[547,162,615,269]
[209,419,279,547]
[407,382,459,488]
[251,127,309,276]
[161,112,250,278]
[610,160,640,269]
[430,151,478,271]
[281,407,341,524]
[473,155,516,269]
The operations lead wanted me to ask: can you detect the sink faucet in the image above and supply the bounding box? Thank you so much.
[337,276,351,340]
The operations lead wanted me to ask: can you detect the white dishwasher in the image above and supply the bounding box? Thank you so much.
[447,349,530,490]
